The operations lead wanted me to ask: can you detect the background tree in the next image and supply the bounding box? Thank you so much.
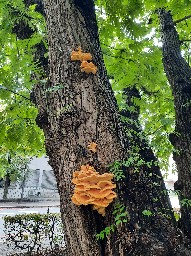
[97,0,191,240]
[1,153,31,199]
[0,0,45,183]
[159,8,191,240]
[2,153,11,199]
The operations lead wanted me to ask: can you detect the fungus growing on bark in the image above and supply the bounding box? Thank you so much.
[71,164,117,216]
[71,47,92,61]
[87,142,97,153]
[71,47,97,74]
[80,61,97,74]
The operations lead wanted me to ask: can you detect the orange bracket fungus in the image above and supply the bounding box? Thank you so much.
[71,47,97,74]
[71,47,92,61]
[80,61,97,74]
[87,142,97,153]
[71,164,117,216]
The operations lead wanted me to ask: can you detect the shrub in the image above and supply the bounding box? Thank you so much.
[3,213,66,255]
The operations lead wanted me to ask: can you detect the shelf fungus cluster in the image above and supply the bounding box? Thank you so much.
[71,47,97,74]
[71,164,117,216]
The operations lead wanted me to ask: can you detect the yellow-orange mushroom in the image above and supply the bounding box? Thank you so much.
[71,164,117,216]
[87,142,97,153]
[71,47,92,62]
[80,61,97,74]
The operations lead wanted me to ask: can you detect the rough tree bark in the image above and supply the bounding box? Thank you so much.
[11,0,191,255]
[159,9,191,240]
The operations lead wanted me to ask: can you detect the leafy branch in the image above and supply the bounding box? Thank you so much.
[0,86,30,101]
[96,203,129,240]
[174,14,191,25]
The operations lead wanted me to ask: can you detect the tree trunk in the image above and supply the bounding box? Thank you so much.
[36,1,128,254]
[3,154,11,199]
[12,1,191,255]
[158,9,191,240]
[3,173,10,199]
[20,168,27,200]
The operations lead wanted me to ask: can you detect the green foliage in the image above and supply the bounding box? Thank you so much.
[0,153,31,180]
[113,203,129,225]
[96,224,115,240]
[181,198,191,207]
[1,0,191,182]
[174,211,180,221]
[0,0,46,177]
[142,209,153,217]
[124,153,148,171]
[96,203,129,240]
[109,161,125,181]
[95,0,191,174]
[110,153,158,180]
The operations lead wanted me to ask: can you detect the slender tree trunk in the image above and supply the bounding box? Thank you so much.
[3,173,10,199]
[3,154,11,199]
[20,170,27,200]
[158,9,191,240]
[11,1,191,255]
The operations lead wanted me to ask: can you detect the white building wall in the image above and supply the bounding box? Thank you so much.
[0,156,59,200]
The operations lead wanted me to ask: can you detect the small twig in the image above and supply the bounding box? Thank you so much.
[102,51,135,62]
[0,86,30,101]
[174,14,191,24]
[180,39,191,42]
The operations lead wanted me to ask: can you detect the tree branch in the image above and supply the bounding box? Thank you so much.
[0,86,30,100]
[174,14,191,25]
[180,39,191,42]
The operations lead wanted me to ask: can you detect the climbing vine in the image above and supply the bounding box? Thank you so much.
[96,203,129,240]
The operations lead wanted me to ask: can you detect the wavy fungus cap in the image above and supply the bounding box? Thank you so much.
[71,164,117,216]
[71,47,92,61]
[80,61,97,74]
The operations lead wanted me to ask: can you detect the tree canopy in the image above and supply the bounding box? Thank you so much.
[0,0,45,176]
[0,0,190,177]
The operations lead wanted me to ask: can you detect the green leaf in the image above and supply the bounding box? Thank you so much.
[116,220,122,225]
[142,210,153,217]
